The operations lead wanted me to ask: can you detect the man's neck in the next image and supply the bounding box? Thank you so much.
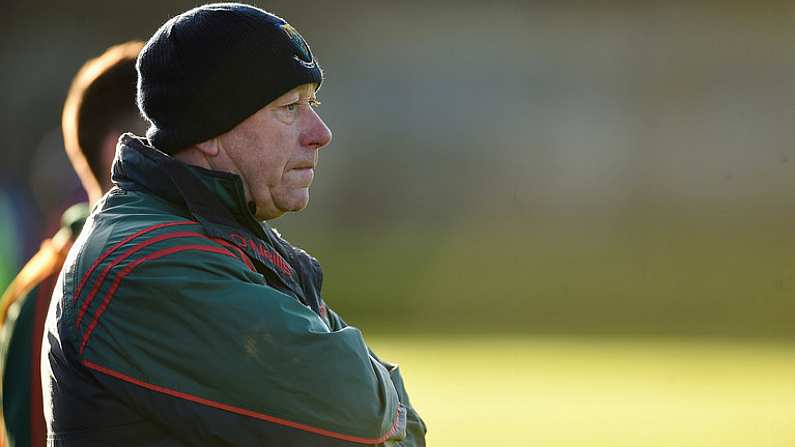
[173,146,212,170]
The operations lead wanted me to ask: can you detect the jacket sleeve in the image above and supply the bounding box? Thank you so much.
[73,244,408,446]
[326,309,427,447]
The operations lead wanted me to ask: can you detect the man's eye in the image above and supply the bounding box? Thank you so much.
[284,99,320,112]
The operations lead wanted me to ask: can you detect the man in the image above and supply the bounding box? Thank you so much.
[42,4,426,446]
[0,41,146,447]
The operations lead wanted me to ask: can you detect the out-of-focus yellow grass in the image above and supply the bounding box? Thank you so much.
[369,337,795,447]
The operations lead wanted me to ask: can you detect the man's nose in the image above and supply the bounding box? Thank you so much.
[301,109,332,150]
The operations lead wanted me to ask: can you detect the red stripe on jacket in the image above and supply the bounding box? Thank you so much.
[75,230,207,329]
[211,237,256,272]
[73,220,198,305]
[82,359,404,445]
[78,244,237,354]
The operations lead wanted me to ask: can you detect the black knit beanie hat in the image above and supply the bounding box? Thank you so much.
[137,3,323,154]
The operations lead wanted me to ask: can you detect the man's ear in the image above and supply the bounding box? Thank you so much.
[195,138,219,157]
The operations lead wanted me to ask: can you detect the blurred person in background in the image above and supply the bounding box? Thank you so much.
[42,4,425,446]
[0,41,145,447]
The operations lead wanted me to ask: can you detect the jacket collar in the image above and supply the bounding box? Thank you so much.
[112,133,256,222]
[112,133,262,234]
[111,134,303,290]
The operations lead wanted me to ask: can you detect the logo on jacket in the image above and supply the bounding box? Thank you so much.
[281,23,316,69]
[228,232,294,277]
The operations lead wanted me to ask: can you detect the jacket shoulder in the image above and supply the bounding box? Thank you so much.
[60,190,257,349]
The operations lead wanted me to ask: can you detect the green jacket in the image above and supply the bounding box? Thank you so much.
[42,134,426,446]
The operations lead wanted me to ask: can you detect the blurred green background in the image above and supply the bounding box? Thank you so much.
[3,1,795,445]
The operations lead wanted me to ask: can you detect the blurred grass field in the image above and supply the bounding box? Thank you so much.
[288,211,795,339]
[369,336,795,447]
[281,209,795,445]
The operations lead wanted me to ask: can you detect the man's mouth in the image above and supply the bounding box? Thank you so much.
[291,162,316,170]
[290,166,315,185]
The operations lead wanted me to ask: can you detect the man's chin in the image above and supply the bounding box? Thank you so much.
[274,193,310,215]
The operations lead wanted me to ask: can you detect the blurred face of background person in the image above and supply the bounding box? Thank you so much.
[178,83,332,220]
[62,41,147,204]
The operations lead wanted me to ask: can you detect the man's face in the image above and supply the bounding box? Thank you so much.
[212,83,332,220]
